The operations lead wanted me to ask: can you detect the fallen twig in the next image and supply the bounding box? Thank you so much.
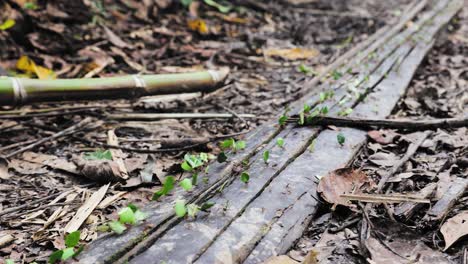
[288,116,468,130]
[421,177,468,227]
[2,118,94,159]
[341,193,430,204]
[106,112,258,121]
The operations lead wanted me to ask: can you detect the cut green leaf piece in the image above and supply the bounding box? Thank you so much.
[220,138,235,149]
[297,64,314,75]
[118,207,135,225]
[263,150,269,164]
[187,203,199,217]
[240,172,250,183]
[65,231,80,248]
[49,250,63,264]
[278,115,288,125]
[83,149,112,160]
[235,140,246,150]
[181,161,193,171]
[0,19,15,31]
[200,201,215,211]
[184,153,204,169]
[331,70,343,80]
[109,221,127,234]
[181,0,193,7]
[127,203,138,212]
[5,259,14,264]
[61,248,75,261]
[192,173,199,185]
[174,199,187,218]
[217,152,228,163]
[24,2,39,10]
[337,133,346,146]
[276,138,285,148]
[179,178,193,191]
[152,176,175,200]
[203,0,231,13]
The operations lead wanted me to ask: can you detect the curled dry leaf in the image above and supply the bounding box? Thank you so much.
[72,155,124,183]
[317,168,368,208]
[440,211,468,251]
[367,130,399,145]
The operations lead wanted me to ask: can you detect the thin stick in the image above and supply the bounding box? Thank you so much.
[340,193,430,204]
[3,118,93,159]
[106,113,258,121]
[377,131,432,192]
[289,116,468,130]
[0,192,62,217]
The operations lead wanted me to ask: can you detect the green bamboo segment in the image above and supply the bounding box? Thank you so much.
[0,68,229,106]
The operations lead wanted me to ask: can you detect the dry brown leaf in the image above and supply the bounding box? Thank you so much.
[366,220,452,264]
[264,47,319,60]
[188,19,209,34]
[440,211,468,250]
[368,152,398,167]
[317,168,368,208]
[367,130,399,145]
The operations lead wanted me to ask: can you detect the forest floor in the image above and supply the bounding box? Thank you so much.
[0,0,466,263]
[288,4,468,264]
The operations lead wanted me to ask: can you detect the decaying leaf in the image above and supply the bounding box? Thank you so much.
[440,211,468,250]
[367,130,399,145]
[368,151,398,167]
[16,55,56,79]
[317,168,368,208]
[365,219,452,264]
[264,47,319,60]
[188,19,209,34]
[72,155,125,183]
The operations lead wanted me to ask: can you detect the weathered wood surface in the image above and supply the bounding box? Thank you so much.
[79,0,463,263]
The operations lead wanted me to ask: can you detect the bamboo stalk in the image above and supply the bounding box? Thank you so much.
[0,68,229,106]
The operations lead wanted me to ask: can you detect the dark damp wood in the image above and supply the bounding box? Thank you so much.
[394,183,437,221]
[288,116,468,130]
[421,177,468,227]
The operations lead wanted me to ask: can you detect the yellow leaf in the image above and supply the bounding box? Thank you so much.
[0,19,15,31]
[16,55,56,80]
[264,47,319,60]
[187,19,209,34]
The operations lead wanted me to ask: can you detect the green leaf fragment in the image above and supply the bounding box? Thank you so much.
[278,115,288,125]
[49,250,63,264]
[0,19,15,31]
[118,207,135,225]
[200,201,215,211]
[65,231,80,248]
[217,152,228,163]
[337,133,346,145]
[276,138,285,148]
[186,203,199,217]
[181,161,193,171]
[263,150,269,164]
[179,178,193,191]
[152,176,175,200]
[240,172,250,183]
[109,221,127,234]
[235,140,246,150]
[221,138,235,149]
[134,210,147,222]
[174,199,187,217]
[61,248,75,261]
[203,0,231,13]
[83,149,113,160]
[5,259,15,264]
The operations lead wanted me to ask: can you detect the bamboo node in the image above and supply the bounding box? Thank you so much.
[10,77,28,105]
[132,75,147,89]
